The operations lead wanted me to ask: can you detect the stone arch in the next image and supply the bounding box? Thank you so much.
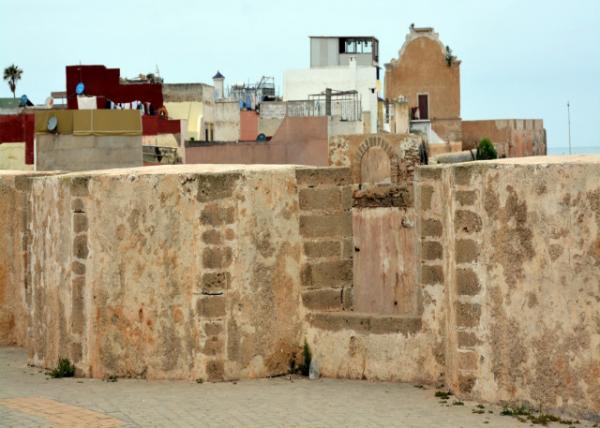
[355,136,399,185]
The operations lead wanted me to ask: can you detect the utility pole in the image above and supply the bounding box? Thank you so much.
[567,101,572,155]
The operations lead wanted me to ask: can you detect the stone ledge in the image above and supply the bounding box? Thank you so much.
[353,185,412,208]
[307,312,422,335]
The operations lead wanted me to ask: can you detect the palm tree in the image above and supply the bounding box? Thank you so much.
[3,64,23,99]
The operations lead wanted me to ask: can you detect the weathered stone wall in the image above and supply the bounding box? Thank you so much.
[26,165,313,381]
[461,119,547,157]
[304,135,447,384]
[0,173,37,346]
[297,168,353,313]
[417,157,600,418]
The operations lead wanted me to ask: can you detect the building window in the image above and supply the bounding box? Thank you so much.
[418,94,429,120]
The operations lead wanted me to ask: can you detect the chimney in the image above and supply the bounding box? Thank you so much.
[213,71,225,100]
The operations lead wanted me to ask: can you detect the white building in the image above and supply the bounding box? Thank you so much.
[283,36,381,133]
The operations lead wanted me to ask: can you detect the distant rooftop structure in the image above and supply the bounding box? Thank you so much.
[213,71,225,80]
[309,36,379,68]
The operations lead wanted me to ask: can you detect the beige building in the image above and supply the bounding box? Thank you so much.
[385,26,462,145]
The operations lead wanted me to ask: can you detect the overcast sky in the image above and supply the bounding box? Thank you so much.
[3,0,599,150]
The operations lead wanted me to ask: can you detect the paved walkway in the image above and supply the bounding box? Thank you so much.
[0,347,593,428]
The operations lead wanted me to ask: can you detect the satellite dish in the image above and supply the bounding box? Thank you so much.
[45,97,54,107]
[75,82,85,95]
[47,116,58,133]
[19,94,30,107]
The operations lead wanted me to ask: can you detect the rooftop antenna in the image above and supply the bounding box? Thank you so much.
[155,64,161,78]
[567,101,572,155]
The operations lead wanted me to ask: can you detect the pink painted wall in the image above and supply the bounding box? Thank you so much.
[185,116,329,166]
[239,111,259,142]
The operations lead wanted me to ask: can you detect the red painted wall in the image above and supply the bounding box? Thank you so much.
[0,114,34,164]
[142,116,181,136]
[66,65,163,111]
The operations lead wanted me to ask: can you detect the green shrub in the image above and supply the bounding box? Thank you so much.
[50,358,75,378]
[477,138,498,160]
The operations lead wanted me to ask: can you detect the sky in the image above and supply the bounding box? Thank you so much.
[2,0,599,151]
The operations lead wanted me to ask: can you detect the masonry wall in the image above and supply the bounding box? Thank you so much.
[35,134,143,172]
[461,119,547,157]
[417,158,600,418]
[24,165,334,381]
[303,134,447,384]
[0,172,50,347]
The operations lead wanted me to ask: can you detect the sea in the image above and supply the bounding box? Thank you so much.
[547,146,600,155]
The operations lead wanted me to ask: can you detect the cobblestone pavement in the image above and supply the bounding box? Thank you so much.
[0,347,594,428]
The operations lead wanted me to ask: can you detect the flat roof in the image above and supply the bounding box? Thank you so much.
[309,36,379,41]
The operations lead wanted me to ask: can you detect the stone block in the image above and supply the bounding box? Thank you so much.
[202,336,224,356]
[206,359,225,382]
[71,261,86,275]
[458,374,476,394]
[303,241,341,259]
[302,260,352,288]
[420,185,434,210]
[73,235,88,259]
[196,296,226,318]
[202,247,232,269]
[455,302,481,328]
[458,351,479,371]
[308,312,422,335]
[14,176,33,191]
[295,168,350,187]
[71,198,84,213]
[455,240,479,264]
[421,265,444,285]
[454,166,472,186]
[342,237,354,259]
[455,190,477,206]
[196,173,240,202]
[200,204,235,226]
[418,167,442,181]
[70,177,90,197]
[421,241,443,261]
[456,268,480,296]
[342,286,353,310]
[73,213,88,234]
[421,218,442,238]
[299,214,352,238]
[457,331,481,348]
[203,322,224,336]
[201,272,230,295]
[299,188,341,211]
[454,210,482,234]
[202,229,222,245]
[301,289,342,311]
[341,186,353,210]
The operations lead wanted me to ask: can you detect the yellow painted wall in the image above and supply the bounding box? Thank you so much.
[0,143,32,170]
[165,102,203,140]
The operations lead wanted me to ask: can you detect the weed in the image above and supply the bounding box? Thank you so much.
[500,405,582,426]
[434,390,453,400]
[104,374,117,383]
[453,401,464,406]
[196,378,204,384]
[49,358,75,378]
